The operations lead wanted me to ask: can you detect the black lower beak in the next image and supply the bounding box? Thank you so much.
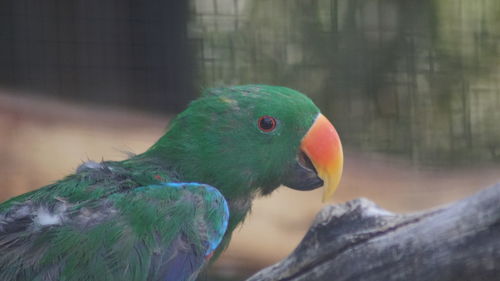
[282,151,323,191]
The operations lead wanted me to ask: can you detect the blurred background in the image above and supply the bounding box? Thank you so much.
[1,0,500,280]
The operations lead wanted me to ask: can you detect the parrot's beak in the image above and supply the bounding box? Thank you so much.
[300,113,343,202]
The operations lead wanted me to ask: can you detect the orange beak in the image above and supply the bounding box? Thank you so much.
[300,113,344,201]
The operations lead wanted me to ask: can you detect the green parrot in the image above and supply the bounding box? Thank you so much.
[0,85,343,281]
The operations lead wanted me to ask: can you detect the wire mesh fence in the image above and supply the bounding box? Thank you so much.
[0,0,195,111]
[1,0,500,164]
[188,0,500,164]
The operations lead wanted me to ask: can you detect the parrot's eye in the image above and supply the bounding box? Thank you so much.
[258,116,277,132]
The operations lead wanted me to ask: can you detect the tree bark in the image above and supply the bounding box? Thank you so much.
[247,183,500,281]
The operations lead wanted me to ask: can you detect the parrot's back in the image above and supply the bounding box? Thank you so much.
[0,159,229,281]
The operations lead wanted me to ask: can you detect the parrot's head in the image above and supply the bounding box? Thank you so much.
[149,85,343,201]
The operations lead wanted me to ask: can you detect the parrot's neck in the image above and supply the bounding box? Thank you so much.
[143,132,272,201]
[140,138,262,222]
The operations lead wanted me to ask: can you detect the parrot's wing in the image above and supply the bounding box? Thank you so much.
[0,182,229,281]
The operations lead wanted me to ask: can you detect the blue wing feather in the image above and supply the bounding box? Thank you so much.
[138,182,230,281]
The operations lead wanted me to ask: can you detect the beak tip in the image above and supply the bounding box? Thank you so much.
[321,186,337,203]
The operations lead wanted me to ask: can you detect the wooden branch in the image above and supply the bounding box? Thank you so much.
[247,183,500,281]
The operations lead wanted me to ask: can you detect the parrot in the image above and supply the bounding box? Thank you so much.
[0,85,343,281]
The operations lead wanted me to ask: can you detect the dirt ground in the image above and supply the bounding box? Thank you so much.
[1,90,499,279]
